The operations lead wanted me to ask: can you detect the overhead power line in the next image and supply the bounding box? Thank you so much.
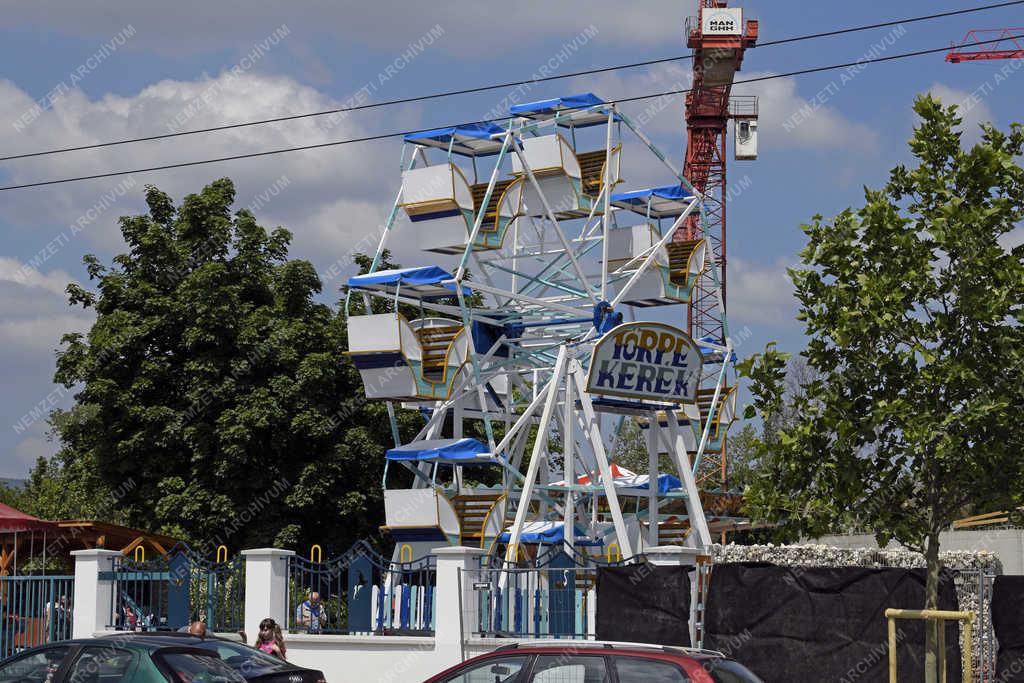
[1,0,1021,163]
[0,32,1021,193]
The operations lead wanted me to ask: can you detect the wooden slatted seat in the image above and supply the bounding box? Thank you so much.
[694,387,732,451]
[576,148,621,197]
[452,492,504,547]
[470,179,515,229]
[415,325,463,380]
[665,240,704,285]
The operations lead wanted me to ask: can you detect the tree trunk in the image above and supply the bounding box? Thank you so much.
[924,532,941,683]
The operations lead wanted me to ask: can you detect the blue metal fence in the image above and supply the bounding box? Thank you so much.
[285,541,436,635]
[104,544,244,632]
[467,548,640,639]
[0,575,74,660]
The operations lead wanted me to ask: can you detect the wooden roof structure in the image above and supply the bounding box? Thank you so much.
[0,508,180,576]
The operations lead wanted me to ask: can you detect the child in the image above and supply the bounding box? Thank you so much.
[254,618,287,660]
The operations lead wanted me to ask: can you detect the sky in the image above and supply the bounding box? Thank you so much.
[0,1,1021,478]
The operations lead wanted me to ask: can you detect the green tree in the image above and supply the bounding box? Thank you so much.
[740,96,1024,680]
[50,178,415,554]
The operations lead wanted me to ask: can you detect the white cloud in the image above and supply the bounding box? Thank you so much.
[726,257,797,328]
[732,72,879,152]
[3,436,55,478]
[926,83,994,146]
[0,71,401,271]
[570,64,878,156]
[0,257,77,297]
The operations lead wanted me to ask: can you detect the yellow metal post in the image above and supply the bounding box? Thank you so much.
[887,615,897,683]
[884,609,976,683]
[963,615,973,682]
[938,619,947,683]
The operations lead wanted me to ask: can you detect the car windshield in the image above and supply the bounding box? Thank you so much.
[189,640,292,675]
[703,658,764,683]
[159,653,246,683]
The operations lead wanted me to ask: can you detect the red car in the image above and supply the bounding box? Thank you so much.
[423,641,763,683]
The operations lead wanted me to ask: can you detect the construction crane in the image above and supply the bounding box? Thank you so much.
[680,1,758,487]
[946,28,1024,62]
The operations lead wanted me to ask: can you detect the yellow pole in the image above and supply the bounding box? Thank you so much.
[888,615,897,683]
[963,614,973,683]
[938,618,947,683]
[884,609,976,683]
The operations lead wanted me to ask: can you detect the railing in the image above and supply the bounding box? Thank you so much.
[0,575,74,659]
[465,548,642,639]
[284,541,436,636]
[728,95,758,119]
[105,543,244,632]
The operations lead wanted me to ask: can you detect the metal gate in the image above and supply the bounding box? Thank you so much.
[285,541,437,635]
[105,544,244,632]
[0,575,74,660]
[462,548,641,640]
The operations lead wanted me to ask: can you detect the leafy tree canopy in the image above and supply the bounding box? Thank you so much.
[740,95,1024,642]
[45,178,417,554]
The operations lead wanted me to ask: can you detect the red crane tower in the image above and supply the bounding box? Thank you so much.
[680,1,758,487]
[946,28,1024,62]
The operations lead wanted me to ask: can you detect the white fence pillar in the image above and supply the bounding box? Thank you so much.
[433,546,485,663]
[71,549,121,638]
[644,546,705,646]
[241,548,295,643]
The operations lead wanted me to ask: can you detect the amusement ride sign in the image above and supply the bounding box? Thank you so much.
[586,321,703,403]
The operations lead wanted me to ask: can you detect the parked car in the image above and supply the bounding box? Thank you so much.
[133,634,327,683]
[0,636,244,682]
[423,641,763,683]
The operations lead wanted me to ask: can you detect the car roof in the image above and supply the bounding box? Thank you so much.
[97,632,242,646]
[21,635,224,653]
[492,640,724,660]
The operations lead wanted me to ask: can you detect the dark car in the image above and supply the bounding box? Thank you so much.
[0,636,244,682]
[106,634,327,683]
[423,641,763,683]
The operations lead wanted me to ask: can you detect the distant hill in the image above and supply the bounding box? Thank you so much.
[0,478,26,490]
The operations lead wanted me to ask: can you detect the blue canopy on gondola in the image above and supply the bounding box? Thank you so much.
[385,438,497,464]
[404,122,508,156]
[611,184,696,218]
[348,266,471,300]
[510,92,616,128]
[699,335,738,364]
[637,474,684,494]
[498,522,604,546]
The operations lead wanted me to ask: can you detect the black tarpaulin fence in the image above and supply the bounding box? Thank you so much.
[992,575,1024,681]
[703,563,962,683]
[595,564,692,646]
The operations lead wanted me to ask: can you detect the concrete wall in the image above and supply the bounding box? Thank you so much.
[285,635,444,682]
[815,528,1024,574]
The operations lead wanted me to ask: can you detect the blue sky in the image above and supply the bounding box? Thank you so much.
[0,1,1021,477]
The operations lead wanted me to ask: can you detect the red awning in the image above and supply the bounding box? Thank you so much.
[0,502,56,533]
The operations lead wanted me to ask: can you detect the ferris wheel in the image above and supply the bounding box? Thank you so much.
[343,93,740,566]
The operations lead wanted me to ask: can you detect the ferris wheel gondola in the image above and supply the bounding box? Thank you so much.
[344,93,741,565]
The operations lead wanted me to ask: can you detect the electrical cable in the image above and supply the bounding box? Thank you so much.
[0,0,1020,163]
[1,32,1020,192]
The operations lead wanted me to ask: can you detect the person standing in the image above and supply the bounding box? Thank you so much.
[294,591,327,633]
[254,618,286,660]
[45,595,69,641]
